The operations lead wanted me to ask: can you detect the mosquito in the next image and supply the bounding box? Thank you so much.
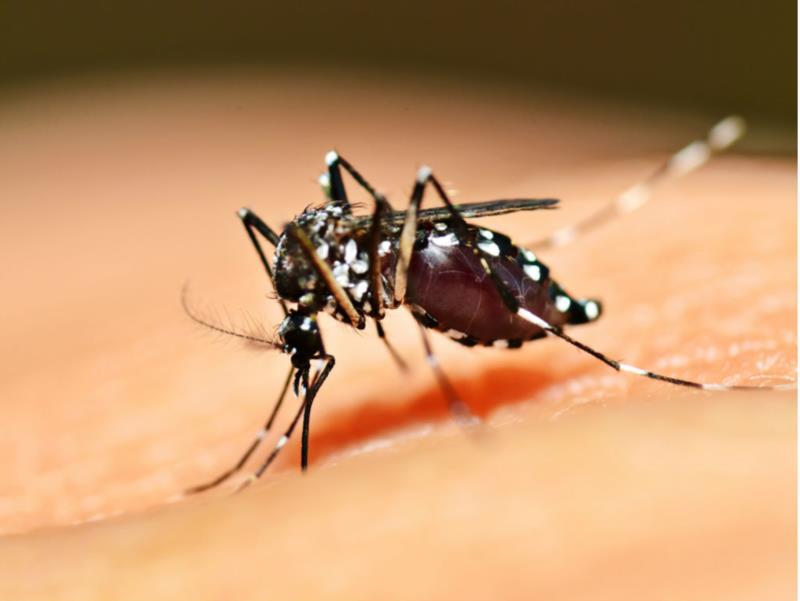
[183,116,792,494]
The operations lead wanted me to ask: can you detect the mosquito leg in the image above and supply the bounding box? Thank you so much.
[400,166,549,312]
[322,151,396,320]
[528,116,746,251]
[184,367,294,495]
[238,356,335,490]
[321,150,395,212]
[395,165,478,300]
[399,163,791,391]
[305,153,400,329]
[237,208,288,316]
[366,191,392,319]
[300,355,336,471]
[474,251,794,391]
[376,320,408,372]
[516,306,793,391]
[418,323,479,423]
[394,165,496,301]
[393,166,481,413]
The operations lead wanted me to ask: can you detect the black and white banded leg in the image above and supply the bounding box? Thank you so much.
[394,166,483,419]
[238,355,336,491]
[376,320,408,371]
[184,367,294,495]
[512,307,793,391]
[394,165,464,302]
[403,163,790,393]
[320,150,394,212]
[397,165,520,314]
[528,116,746,251]
[321,151,407,365]
[417,324,477,424]
[451,251,793,392]
[321,151,394,313]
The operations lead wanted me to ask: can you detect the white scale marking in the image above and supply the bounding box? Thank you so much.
[709,116,745,149]
[550,228,576,248]
[333,262,350,286]
[275,435,289,450]
[417,165,432,183]
[523,263,542,281]
[618,183,649,211]
[316,242,329,260]
[584,300,600,320]
[555,295,572,313]
[325,150,339,166]
[514,278,779,392]
[618,363,649,376]
[431,233,459,247]
[352,280,369,301]
[518,308,550,330]
[668,141,710,177]
[344,239,358,263]
[299,292,314,306]
[478,240,501,257]
[351,258,369,274]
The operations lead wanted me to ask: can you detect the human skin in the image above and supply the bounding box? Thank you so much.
[0,72,795,600]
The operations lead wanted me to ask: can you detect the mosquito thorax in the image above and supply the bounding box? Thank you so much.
[274,205,345,304]
[273,203,386,319]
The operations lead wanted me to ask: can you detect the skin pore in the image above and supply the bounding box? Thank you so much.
[0,72,794,600]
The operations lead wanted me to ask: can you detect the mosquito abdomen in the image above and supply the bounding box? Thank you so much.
[404,223,596,347]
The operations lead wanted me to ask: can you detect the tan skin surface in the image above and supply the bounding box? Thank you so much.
[0,72,795,599]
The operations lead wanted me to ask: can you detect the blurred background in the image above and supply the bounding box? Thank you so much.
[0,0,796,530]
[0,0,795,128]
[0,3,795,599]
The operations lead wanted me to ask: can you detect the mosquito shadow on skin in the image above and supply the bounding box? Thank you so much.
[298,363,560,468]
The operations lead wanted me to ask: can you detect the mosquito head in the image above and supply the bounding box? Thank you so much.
[278,311,324,368]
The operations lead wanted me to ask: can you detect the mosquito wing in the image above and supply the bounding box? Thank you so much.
[351,198,559,228]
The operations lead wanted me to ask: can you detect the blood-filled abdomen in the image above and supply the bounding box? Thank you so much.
[404,224,574,345]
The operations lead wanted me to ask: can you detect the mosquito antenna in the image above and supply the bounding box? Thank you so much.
[181,283,283,349]
[529,116,747,250]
